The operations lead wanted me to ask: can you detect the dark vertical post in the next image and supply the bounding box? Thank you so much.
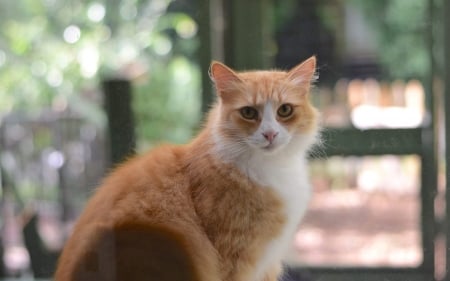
[225,0,274,70]
[420,0,437,272]
[445,0,450,279]
[0,162,4,278]
[103,79,136,166]
[197,0,214,113]
[0,239,4,278]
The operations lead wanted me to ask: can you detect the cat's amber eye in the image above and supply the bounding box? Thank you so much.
[239,106,258,120]
[277,104,294,118]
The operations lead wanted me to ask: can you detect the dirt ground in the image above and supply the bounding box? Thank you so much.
[286,189,422,267]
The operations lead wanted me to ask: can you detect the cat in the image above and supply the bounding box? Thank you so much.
[54,56,319,281]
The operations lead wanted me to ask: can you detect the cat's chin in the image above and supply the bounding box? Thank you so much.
[259,143,284,154]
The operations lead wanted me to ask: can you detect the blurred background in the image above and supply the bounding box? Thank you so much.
[0,0,447,280]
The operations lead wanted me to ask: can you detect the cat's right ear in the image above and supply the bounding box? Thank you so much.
[209,61,242,95]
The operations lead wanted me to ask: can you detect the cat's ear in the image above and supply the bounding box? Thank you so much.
[209,61,242,94]
[286,56,317,87]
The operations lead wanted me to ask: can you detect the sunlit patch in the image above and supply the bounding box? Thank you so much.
[153,35,172,56]
[87,3,106,22]
[78,46,99,78]
[176,17,198,39]
[63,25,81,44]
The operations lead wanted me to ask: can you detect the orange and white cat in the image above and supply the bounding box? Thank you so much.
[55,56,319,281]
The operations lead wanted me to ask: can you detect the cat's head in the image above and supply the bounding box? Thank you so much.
[209,56,319,157]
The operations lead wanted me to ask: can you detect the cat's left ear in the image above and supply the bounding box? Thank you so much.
[286,56,317,87]
[209,61,242,94]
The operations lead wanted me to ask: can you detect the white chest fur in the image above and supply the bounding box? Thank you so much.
[236,151,311,281]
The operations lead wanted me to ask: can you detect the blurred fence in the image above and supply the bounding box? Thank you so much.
[0,110,106,277]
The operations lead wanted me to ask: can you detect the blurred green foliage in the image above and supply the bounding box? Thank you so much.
[0,0,201,148]
[350,0,436,81]
[274,0,437,82]
[0,0,439,148]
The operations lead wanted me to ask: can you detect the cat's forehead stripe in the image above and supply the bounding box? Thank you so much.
[242,78,297,106]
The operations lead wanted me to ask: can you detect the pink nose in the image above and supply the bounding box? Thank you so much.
[262,131,278,143]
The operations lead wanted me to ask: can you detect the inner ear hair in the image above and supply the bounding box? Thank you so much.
[209,61,243,94]
[287,56,317,86]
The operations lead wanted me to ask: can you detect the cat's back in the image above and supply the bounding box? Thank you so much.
[77,144,190,224]
[55,144,219,281]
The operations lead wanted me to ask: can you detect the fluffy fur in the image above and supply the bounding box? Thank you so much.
[55,56,319,281]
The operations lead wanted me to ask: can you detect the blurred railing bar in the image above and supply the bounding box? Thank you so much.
[102,79,136,167]
[311,128,423,157]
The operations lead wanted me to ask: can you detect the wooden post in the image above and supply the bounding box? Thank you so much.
[419,0,437,272]
[198,0,273,111]
[197,0,214,113]
[102,79,136,166]
[444,0,450,279]
[224,0,274,70]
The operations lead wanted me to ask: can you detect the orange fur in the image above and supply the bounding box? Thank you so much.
[55,56,319,281]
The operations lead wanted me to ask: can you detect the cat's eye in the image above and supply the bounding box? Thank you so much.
[239,106,258,120]
[277,104,293,118]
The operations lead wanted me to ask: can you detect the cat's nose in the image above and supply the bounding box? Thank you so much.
[262,131,278,143]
